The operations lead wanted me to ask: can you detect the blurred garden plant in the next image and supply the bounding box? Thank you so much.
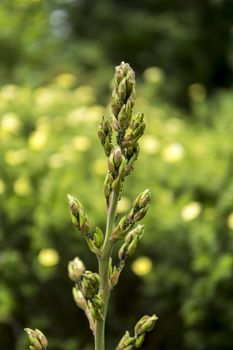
[25,63,157,350]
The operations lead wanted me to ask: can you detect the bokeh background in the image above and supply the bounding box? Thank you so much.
[1,0,233,349]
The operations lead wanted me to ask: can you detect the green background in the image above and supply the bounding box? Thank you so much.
[0,1,233,349]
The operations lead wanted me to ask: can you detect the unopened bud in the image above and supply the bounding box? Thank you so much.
[133,189,151,209]
[24,328,48,350]
[134,333,145,348]
[108,147,125,176]
[94,227,104,249]
[134,314,158,336]
[72,287,86,309]
[68,257,85,282]
[98,116,113,156]
[67,194,90,234]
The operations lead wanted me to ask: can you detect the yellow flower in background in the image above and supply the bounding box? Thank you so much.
[143,67,165,84]
[181,202,202,221]
[28,130,48,150]
[1,112,21,134]
[53,73,76,88]
[67,107,88,125]
[0,84,18,100]
[74,85,96,104]
[0,179,5,195]
[88,105,105,122]
[5,149,28,166]
[94,158,107,175]
[72,136,91,152]
[34,88,56,107]
[141,135,160,155]
[188,83,206,102]
[162,142,184,163]
[117,196,130,213]
[165,118,183,135]
[38,248,59,267]
[48,153,65,169]
[13,177,32,196]
[227,213,233,230]
[131,256,153,276]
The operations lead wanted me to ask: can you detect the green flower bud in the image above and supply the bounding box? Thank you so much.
[68,257,85,282]
[108,147,125,175]
[133,189,151,209]
[67,194,90,234]
[94,227,104,249]
[25,329,48,350]
[116,330,135,350]
[134,333,145,348]
[125,225,144,243]
[104,172,114,207]
[128,190,151,223]
[111,62,135,135]
[98,116,113,156]
[111,215,129,241]
[134,314,158,336]
[72,287,86,309]
[81,271,100,299]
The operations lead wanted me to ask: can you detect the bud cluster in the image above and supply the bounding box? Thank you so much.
[109,225,144,289]
[24,328,48,350]
[69,264,104,322]
[98,116,113,157]
[67,194,90,234]
[116,314,158,350]
[111,62,135,136]
[111,189,151,241]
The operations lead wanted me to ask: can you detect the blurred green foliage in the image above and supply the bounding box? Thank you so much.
[0,1,233,350]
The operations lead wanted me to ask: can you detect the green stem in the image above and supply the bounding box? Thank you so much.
[95,183,121,350]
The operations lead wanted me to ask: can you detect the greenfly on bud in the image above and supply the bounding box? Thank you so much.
[67,194,90,234]
[68,257,86,282]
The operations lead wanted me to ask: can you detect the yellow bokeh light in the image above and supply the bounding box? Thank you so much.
[48,153,65,169]
[181,202,202,222]
[1,112,21,134]
[0,179,5,195]
[13,177,32,197]
[38,248,59,267]
[53,73,76,88]
[117,196,130,213]
[162,142,184,163]
[131,256,153,276]
[227,213,233,230]
[143,67,165,84]
[72,136,91,152]
[28,130,48,150]
[93,158,107,175]
[5,149,28,166]
[188,83,206,102]
[141,135,160,155]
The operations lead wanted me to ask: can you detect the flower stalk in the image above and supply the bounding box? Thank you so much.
[25,62,157,350]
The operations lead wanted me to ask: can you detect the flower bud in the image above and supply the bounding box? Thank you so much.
[67,194,90,234]
[68,257,85,282]
[24,328,48,350]
[72,287,86,309]
[134,333,145,348]
[108,147,125,176]
[134,314,158,336]
[98,116,113,156]
[133,189,151,209]
[81,271,100,299]
[94,227,104,249]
